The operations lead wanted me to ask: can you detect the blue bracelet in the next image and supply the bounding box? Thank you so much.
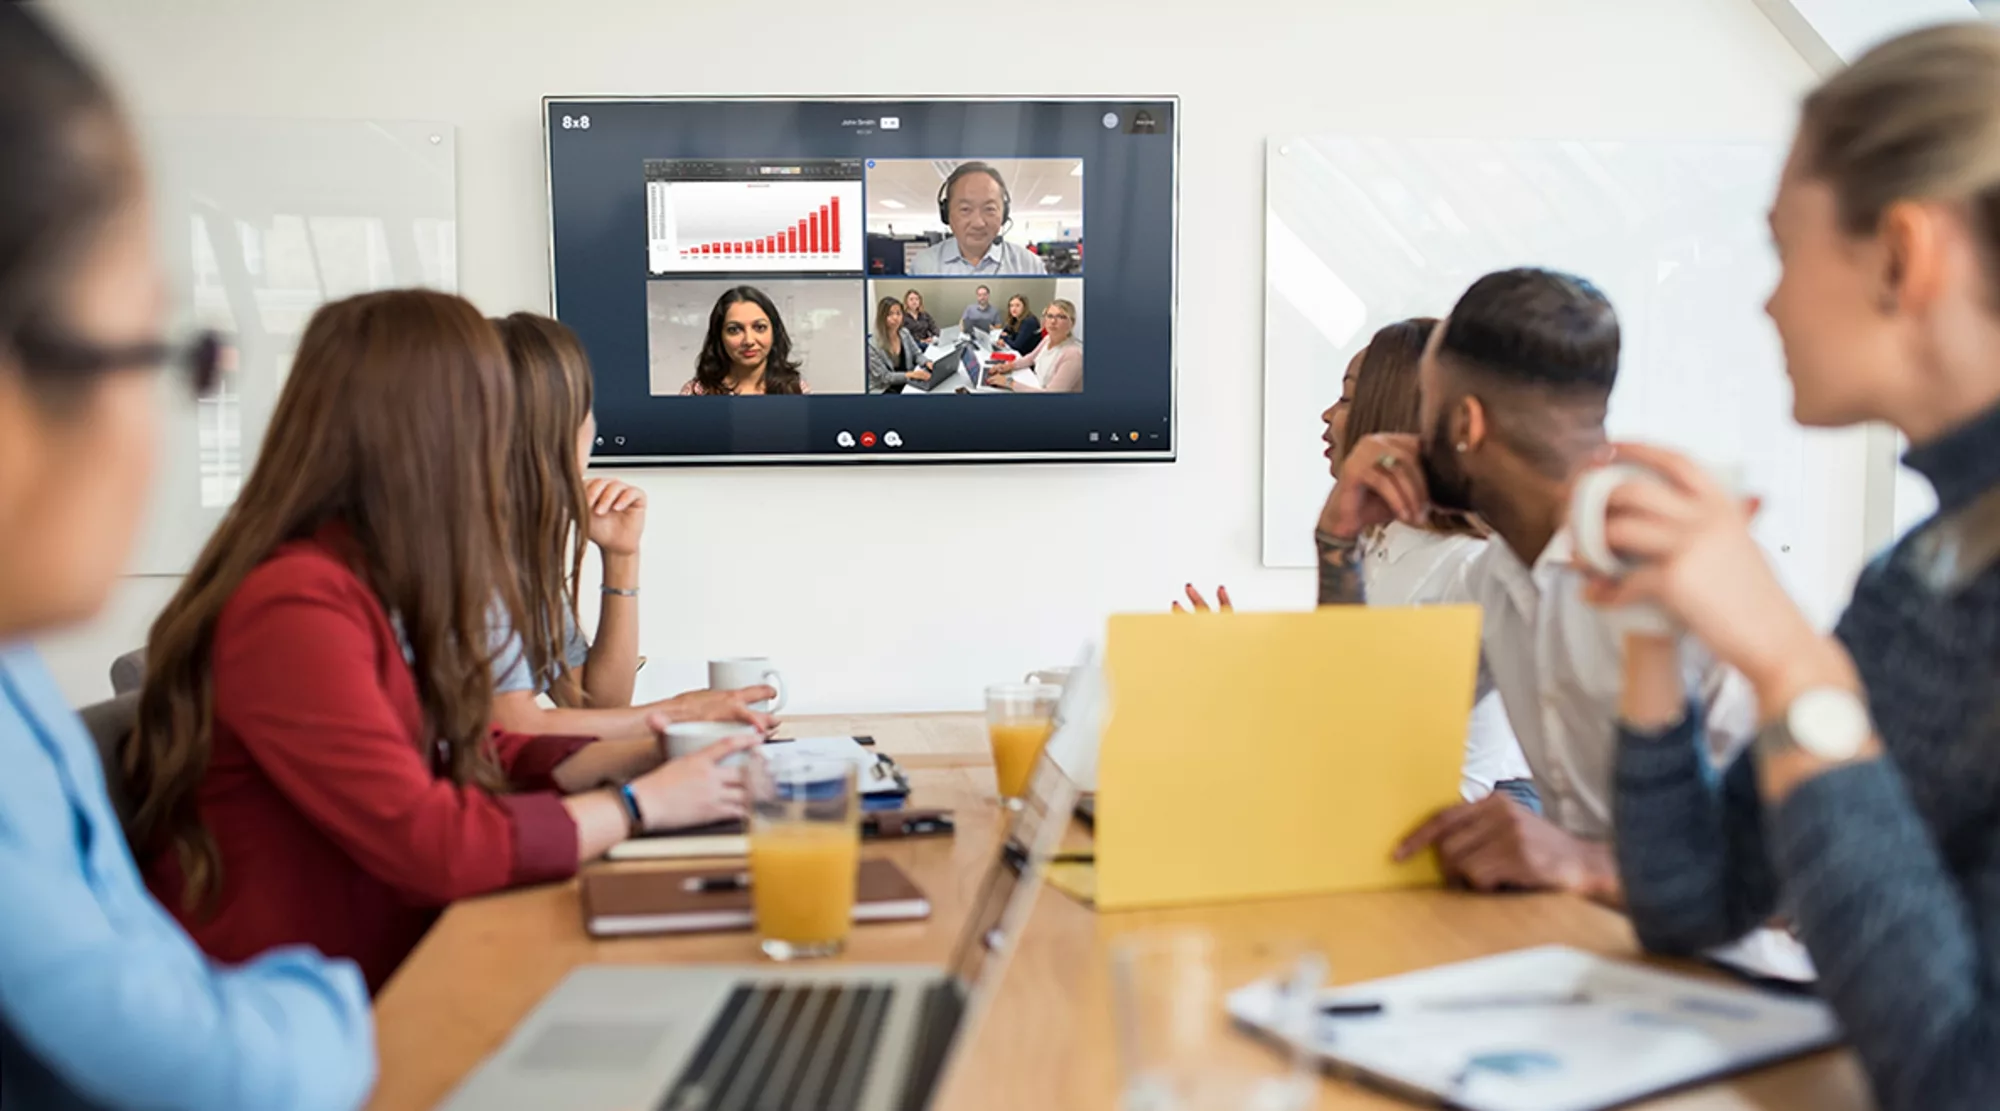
[618,782,645,833]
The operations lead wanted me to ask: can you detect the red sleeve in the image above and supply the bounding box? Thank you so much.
[211,556,578,902]
[488,728,594,791]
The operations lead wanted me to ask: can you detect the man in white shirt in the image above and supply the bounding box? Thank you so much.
[1315,268,1757,904]
[908,162,1047,276]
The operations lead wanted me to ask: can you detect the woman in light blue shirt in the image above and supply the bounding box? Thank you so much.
[0,10,374,1110]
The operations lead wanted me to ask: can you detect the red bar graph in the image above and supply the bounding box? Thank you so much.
[677,191,847,263]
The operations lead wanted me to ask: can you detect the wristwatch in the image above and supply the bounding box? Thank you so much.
[1756,687,1872,764]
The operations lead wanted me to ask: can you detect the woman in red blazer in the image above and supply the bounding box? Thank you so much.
[124,290,753,991]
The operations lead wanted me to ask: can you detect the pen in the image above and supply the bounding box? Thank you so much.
[1321,990,1593,1016]
[683,873,749,894]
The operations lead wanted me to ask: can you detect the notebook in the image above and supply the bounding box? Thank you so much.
[1227,945,1839,1111]
[582,858,930,937]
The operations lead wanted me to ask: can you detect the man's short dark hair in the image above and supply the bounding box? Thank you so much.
[1439,268,1619,394]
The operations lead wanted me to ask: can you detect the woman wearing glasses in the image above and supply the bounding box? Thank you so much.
[0,9,374,1111]
[987,298,1082,392]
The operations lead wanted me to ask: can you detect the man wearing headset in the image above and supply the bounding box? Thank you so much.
[908,161,1047,275]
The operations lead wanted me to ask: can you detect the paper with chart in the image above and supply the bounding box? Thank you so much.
[1228,945,1839,1111]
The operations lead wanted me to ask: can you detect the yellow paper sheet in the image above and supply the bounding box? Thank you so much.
[1094,606,1481,910]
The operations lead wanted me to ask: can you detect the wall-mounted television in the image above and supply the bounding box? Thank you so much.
[543,97,1177,464]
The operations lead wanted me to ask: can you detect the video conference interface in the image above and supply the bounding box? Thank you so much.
[546,98,1176,462]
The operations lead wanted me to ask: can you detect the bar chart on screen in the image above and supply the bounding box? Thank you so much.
[645,158,864,274]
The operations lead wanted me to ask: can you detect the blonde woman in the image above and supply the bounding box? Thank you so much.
[1594,25,2000,1108]
[988,298,1081,392]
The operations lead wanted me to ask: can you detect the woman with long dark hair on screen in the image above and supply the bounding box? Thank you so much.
[679,285,811,395]
[0,9,375,1110]
[865,296,932,393]
[129,290,756,993]
[902,288,938,345]
[488,313,776,737]
[996,293,1042,354]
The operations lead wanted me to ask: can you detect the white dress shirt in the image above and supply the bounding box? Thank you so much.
[1451,527,1758,840]
[1362,522,1535,801]
[907,237,1047,276]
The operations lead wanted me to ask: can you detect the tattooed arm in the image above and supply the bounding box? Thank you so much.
[1315,528,1367,606]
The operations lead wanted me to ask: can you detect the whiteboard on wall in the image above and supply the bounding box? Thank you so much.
[129,118,458,575]
[1261,135,1869,627]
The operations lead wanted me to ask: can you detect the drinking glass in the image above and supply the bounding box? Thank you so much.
[1111,932,1323,1111]
[748,754,860,961]
[984,682,1061,808]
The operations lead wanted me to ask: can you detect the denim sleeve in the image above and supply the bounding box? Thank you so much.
[0,743,374,1110]
[1493,778,1541,813]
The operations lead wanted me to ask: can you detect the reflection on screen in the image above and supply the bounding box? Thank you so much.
[948,757,1071,991]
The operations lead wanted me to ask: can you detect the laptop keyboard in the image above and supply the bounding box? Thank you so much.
[658,982,895,1111]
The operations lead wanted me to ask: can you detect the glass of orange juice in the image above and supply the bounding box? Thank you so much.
[985,683,1061,809]
[747,754,860,961]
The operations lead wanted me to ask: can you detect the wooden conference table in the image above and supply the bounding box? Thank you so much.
[366,714,1871,1111]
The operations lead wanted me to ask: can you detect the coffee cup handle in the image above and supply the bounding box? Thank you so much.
[763,670,787,714]
[1569,466,1627,577]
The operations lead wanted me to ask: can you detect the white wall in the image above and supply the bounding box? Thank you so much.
[33,0,1823,711]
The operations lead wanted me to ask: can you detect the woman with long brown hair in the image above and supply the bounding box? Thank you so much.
[0,9,373,1110]
[129,290,754,992]
[488,312,776,736]
[864,296,931,393]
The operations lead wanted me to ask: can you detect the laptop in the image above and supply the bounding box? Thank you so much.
[908,340,976,392]
[437,753,1079,1111]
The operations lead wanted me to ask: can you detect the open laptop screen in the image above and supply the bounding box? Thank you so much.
[945,756,1074,993]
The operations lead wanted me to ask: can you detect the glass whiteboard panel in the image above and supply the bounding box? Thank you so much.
[129,118,457,574]
[1262,135,1868,627]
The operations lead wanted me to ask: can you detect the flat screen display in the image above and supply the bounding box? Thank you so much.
[544,97,1177,463]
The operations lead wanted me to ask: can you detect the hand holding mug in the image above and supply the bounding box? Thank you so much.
[628,726,758,830]
[1573,444,1811,688]
[1318,433,1429,540]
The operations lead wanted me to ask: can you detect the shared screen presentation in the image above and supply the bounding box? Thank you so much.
[546,98,1177,463]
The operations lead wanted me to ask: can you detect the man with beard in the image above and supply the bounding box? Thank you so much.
[1315,268,1757,903]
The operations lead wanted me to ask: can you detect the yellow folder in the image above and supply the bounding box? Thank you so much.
[1094,606,1482,911]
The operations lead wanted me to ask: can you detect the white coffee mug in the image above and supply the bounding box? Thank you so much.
[1570,460,1745,635]
[662,720,760,766]
[708,657,786,713]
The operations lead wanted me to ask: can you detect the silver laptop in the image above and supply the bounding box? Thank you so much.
[438,755,1079,1111]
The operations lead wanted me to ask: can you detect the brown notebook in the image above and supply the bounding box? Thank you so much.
[582,858,930,937]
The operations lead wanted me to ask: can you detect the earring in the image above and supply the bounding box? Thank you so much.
[1455,442,1469,453]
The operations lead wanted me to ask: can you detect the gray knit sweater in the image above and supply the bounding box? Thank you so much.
[1613,402,2000,1111]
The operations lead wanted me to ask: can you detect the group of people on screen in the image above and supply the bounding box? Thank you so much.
[866,284,1083,393]
[4,7,2000,1110]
